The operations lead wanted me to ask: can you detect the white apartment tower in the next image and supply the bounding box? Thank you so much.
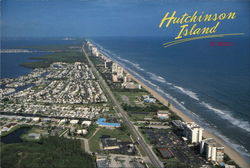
[183,122,203,144]
[200,138,224,163]
[91,47,98,56]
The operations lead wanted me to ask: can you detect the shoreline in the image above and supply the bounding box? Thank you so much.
[121,68,249,168]
[88,40,249,167]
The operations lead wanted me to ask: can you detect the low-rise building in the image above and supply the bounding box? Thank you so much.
[76,129,88,135]
[157,110,169,119]
[70,119,79,124]
[1,127,9,132]
[32,117,40,122]
[28,133,41,140]
[96,156,109,168]
[171,120,184,130]
[101,138,120,150]
[59,119,67,124]
[82,121,92,127]
[144,117,153,121]
[143,97,156,103]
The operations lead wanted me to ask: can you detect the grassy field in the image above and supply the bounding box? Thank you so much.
[130,113,151,121]
[1,136,96,168]
[21,51,86,69]
[114,91,147,106]
[113,90,169,121]
[89,128,131,152]
[84,124,97,139]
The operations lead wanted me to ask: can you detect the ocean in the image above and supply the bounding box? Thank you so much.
[91,36,250,160]
[1,37,250,160]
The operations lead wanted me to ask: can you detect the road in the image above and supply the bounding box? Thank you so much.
[82,45,164,168]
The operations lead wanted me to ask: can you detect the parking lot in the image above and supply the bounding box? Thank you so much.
[141,128,205,166]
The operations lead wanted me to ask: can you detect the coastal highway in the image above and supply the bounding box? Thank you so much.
[82,45,164,168]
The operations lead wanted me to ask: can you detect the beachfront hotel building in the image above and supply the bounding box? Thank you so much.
[92,47,98,56]
[86,41,94,52]
[183,122,203,144]
[200,138,224,163]
[123,74,132,83]
[112,63,124,78]
[85,41,98,56]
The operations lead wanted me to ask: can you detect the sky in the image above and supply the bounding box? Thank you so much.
[1,0,250,38]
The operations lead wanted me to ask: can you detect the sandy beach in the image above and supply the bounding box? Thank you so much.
[122,69,249,168]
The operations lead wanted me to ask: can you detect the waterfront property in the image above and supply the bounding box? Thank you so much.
[200,138,224,163]
[183,122,203,144]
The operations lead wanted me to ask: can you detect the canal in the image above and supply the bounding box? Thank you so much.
[1,127,31,144]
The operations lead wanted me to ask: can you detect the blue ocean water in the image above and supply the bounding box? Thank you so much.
[91,36,250,159]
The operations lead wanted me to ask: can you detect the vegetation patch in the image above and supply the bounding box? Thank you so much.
[1,136,96,168]
[21,51,86,69]
[114,91,147,106]
[122,104,168,113]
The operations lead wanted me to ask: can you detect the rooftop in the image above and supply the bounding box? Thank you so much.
[101,138,119,148]
[184,122,203,129]
[203,138,224,148]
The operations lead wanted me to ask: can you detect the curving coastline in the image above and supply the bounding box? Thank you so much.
[123,67,250,168]
[90,39,249,168]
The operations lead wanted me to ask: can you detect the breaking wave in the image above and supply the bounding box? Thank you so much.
[116,57,145,71]
[146,72,166,83]
[173,85,199,101]
[92,39,250,134]
[201,102,250,133]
